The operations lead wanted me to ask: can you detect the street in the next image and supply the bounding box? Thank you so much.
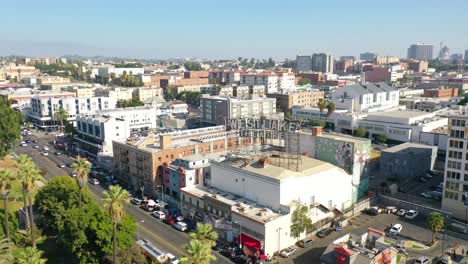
[16,130,231,263]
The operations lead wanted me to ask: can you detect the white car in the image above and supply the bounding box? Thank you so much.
[89,178,100,185]
[421,192,432,198]
[280,246,297,258]
[21,142,28,147]
[173,222,188,232]
[42,151,48,156]
[404,210,419,219]
[43,146,49,151]
[152,211,166,219]
[397,209,407,216]
[166,253,179,264]
[415,256,430,264]
[388,223,402,236]
[371,206,383,213]
[385,206,397,214]
[33,145,39,149]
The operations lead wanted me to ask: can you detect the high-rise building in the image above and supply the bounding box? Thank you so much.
[407,43,433,60]
[442,115,468,219]
[465,50,468,64]
[312,53,334,73]
[360,52,377,62]
[450,53,464,64]
[340,56,355,61]
[439,45,450,61]
[296,55,313,72]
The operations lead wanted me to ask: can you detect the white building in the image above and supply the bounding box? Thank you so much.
[240,73,278,94]
[276,72,296,93]
[132,87,163,102]
[95,87,135,101]
[442,115,468,219]
[200,95,279,125]
[97,66,144,77]
[331,83,400,113]
[181,155,353,256]
[75,107,159,156]
[27,96,117,128]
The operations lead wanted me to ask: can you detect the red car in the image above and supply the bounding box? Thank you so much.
[163,217,175,225]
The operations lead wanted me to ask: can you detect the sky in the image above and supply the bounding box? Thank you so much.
[1,0,467,60]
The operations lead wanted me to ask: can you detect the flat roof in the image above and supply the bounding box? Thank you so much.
[314,132,371,145]
[382,142,437,153]
[366,110,430,119]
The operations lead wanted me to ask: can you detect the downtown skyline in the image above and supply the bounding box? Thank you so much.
[1,0,467,59]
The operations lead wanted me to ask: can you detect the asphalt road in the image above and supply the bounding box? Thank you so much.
[16,130,231,264]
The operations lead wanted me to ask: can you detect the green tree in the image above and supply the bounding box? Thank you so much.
[106,244,147,264]
[290,203,312,239]
[0,169,14,246]
[19,164,42,248]
[72,157,91,209]
[102,185,130,264]
[14,155,33,231]
[188,223,218,247]
[0,237,12,264]
[326,102,335,118]
[181,239,216,264]
[0,97,23,159]
[53,107,69,130]
[64,122,77,137]
[355,128,367,138]
[317,98,327,121]
[284,111,292,120]
[184,62,203,71]
[428,212,444,245]
[15,246,47,264]
[374,134,387,143]
[298,78,312,85]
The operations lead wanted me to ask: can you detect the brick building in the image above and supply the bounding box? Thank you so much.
[183,71,209,79]
[423,87,458,98]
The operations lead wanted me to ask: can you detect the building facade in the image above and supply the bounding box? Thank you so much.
[360,52,377,62]
[312,53,334,73]
[296,55,313,72]
[407,44,433,60]
[240,73,278,94]
[266,90,324,113]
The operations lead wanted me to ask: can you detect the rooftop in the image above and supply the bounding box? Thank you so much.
[382,142,437,154]
[366,110,431,119]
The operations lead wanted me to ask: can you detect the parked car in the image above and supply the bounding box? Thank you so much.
[175,215,184,222]
[163,217,175,225]
[388,223,402,236]
[397,209,407,216]
[415,256,430,264]
[152,211,166,219]
[25,139,31,144]
[404,210,419,219]
[21,142,27,147]
[371,206,383,213]
[55,151,62,155]
[297,238,315,248]
[418,177,427,183]
[32,140,38,143]
[57,163,66,168]
[363,208,379,216]
[421,192,432,198]
[316,228,333,238]
[174,222,188,232]
[280,246,297,258]
[42,151,48,156]
[423,173,433,179]
[166,253,179,264]
[89,178,100,185]
[141,204,156,212]
[43,146,49,151]
[435,255,452,264]
[131,197,143,205]
[33,145,39,149]
[70,172,77,177]
[385,206,398,214]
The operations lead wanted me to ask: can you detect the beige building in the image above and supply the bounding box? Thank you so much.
[95,87,135,101]
[37,76,71,85]
[266,90,325,113]
[61,86,96,98]
[375,56,400,64]
[133,87,163,102]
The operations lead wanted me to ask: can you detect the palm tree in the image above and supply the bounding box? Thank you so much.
[428,212,444,245]
[15,246,47,264]
[0,237,12,264]
[326,102,335,118]
[0,169,15,246]
[71,157,91,209]
[20,165,42,248]
[14,155,34,230]
[53,107,69,130]
[102,185,130,264]
[317,98,327,121]
[189,223,218,247]
[181,239,216,264]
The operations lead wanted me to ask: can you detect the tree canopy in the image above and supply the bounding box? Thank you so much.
[176,91,201,107]
[290,203,312,239]
[116,98,144,108]
[298,78,312,85]
[184,62,203,71]
[0,97,23,159]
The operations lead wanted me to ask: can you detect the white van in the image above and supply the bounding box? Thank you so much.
[388,223,402,235]
[174,222,188,232]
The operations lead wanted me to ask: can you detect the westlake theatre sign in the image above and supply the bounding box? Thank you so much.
[225,118,300,139]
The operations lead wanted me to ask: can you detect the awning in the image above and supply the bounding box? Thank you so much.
[238,233,261,250]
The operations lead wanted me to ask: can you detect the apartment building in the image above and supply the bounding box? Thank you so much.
[183,71,209,79]
[266,90,325,113]
[312,53,334,73]
[407,43,433,60]
[276,72,296,93]
[97,66,144,77]
[37,76,71,85]
[27,96,117,128]
[95,87,135,101]
[112,126,255,195]
[61,86,96,98]
[75,107,159,157]
[0,89,75,109]
[423,87,459,98]
[132,87,163,102]
[442,115,468,219]
[240,73,278,93]
[296,55,313,72]
[200,95,279,125]
[208,70,241,85]
[374,56,400,64]
[408,60,429,73]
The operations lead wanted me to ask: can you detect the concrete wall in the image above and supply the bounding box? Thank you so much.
[380,146,437,179]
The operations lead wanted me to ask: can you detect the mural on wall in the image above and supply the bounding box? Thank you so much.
[315,138,353,174]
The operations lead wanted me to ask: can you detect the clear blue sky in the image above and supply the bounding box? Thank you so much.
[1,0,467,59]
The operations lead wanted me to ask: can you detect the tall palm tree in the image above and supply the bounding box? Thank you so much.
[181,239,216,264]
[71,157,91,209]
[0,169,15,246]
[0,237,12,264]
[189,223,218,247]
[317,98,327,121]
[53,107,69,130]
[428,212,444,245]
[326,102,335,118]
[20,165,42,248]
[15,246,47,264]
[14,155,34,230]
[102,185,130,264]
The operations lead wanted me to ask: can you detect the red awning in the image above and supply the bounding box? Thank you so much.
[238,233,261,250]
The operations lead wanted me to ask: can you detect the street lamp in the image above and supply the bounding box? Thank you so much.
[137,220,144,241]
[140,186,144,200]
